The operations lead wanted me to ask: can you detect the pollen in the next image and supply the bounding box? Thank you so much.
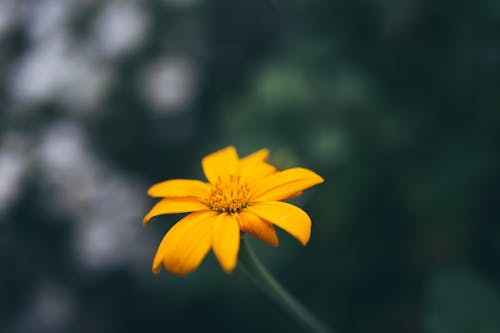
[206,175,249,214]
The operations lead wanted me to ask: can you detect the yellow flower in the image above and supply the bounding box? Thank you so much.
[144,146,324,276]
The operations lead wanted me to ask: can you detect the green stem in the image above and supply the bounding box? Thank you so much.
[238,237,335,333]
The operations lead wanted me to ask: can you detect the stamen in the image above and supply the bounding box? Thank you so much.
[206,175,249,214]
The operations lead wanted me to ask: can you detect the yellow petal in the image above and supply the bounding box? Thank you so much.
[143,198,207,225]
[147,179,211,199]
[246,201,311,245]
[249,167,324,202]
[212,213,240,273]
[238,149,276,183]
[202,146,239,184]
[240,148,269,163]
[238,211,278,247]
[152,210,217,275]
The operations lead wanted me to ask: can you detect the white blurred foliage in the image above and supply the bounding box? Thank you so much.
[8,0,200,114]
[91,0,149,59]
[10,35,110,111]
[140,56,198,113]
[73,175,148,271]
[0,133,29,217]
[0,0,18,38]
[23,0,73,43]
[1,0,201,276]
[36,122,150,271]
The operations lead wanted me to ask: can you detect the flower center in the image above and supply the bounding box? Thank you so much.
[206,175,249,214]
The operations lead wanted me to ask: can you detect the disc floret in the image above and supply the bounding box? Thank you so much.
[207,175,249,214]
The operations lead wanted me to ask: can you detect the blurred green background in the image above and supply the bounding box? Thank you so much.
[1,0,499,332]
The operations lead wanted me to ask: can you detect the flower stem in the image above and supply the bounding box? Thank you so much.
[238,237,335,333]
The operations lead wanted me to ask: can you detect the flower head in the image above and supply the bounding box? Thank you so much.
[144,146,323,275]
